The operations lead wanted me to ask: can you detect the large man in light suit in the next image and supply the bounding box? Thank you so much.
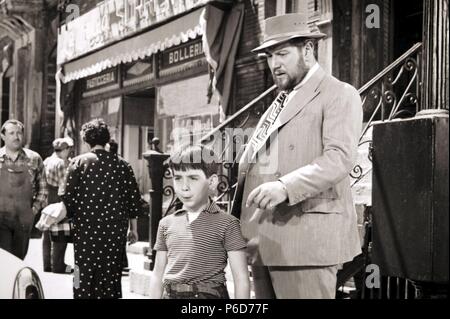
[231,13,363,299]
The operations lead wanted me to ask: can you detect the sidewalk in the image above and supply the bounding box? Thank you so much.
[127,242,239,298]
[24,238,149,299]
[24,239,247,299]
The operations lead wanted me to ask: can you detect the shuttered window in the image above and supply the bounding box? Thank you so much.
[276,0,332,24]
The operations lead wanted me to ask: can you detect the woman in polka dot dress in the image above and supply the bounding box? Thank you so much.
[62,119,141,299]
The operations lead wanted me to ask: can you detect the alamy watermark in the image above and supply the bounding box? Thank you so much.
[64,4,80,24]
[366,4,381,29]
[365,263,381,289]
[169,126,280,174]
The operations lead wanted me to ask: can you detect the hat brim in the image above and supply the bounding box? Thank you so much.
[252,33,326,53]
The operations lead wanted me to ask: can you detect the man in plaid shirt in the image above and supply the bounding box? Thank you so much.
[42,137,73,273]
[0,119,48,259]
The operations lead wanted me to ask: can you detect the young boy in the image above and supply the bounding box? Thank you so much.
[149,145,250,299]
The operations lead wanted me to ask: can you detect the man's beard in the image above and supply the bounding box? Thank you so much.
[272,60,309,90]
[273,73,297,91]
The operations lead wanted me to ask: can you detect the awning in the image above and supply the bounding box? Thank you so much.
[61,7,204,83]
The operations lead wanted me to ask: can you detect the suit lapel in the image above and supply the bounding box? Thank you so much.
[246,66,327,161]
[277,66,326,128]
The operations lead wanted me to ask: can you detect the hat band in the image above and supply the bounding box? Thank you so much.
[264,30,325,43]
[264,29,310,42]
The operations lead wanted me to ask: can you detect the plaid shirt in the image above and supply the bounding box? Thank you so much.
[0,147,48,214]
[44,153,68,195]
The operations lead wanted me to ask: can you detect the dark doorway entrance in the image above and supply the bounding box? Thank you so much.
[393,0,423,59]
[1,77,10,147]
[390,0,423,119]
[122,87,156,242]
[122,87,155,194]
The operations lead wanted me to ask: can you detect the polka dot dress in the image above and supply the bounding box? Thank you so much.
[62,149,141,299]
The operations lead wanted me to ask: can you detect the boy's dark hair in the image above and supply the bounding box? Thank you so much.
[168,144,220,177]
[81,118,110,147]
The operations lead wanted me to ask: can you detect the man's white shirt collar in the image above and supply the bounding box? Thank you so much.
[258,63,320,147]
[280,63,319,113]
[290,63,319,94]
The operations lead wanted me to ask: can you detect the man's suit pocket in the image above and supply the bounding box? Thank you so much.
[314,187,338,199]
[300,188,343,214]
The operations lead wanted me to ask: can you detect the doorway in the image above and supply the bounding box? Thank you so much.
[122,88,155,195]
[393,0,423,59]
[1,77,10,147]
[391,0,423,118]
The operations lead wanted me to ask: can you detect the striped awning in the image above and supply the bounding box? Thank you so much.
[61,7,204,83]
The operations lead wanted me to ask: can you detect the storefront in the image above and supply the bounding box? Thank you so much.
[57,1,222,194]
[1,1,58,156]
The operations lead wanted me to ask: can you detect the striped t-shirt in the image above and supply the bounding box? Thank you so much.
[154,201,247,285]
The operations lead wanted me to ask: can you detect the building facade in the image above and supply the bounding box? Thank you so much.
[0,0,59,157]
[55,0,431,206]
[1,0,443,297]
[57,0,226,194]
[1,0,428,163]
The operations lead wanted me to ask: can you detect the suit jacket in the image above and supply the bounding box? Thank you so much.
[231,66,363,266]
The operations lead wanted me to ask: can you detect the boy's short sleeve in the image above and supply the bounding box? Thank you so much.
[153,220,168,251]
[224,218,247,251]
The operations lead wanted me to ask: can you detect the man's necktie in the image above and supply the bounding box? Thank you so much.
[249,91,289,154]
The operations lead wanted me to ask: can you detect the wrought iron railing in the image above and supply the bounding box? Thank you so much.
[162,84,277,215]
[158,43,423,299]
[349,42,422,189]
[161,43,423,216]
[343,42,423,299]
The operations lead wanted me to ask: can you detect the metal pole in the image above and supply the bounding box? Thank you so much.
[143,149,169,271]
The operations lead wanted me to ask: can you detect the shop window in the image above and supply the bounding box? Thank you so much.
[277,0,309,14]
[275,0,332,27]
[79,97,122,154]
[157,74,220,154]
[123,90,155,194]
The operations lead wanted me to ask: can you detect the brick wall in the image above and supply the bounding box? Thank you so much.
[232,0,275,117]
[237,0,263,57]
[39,57,57,158]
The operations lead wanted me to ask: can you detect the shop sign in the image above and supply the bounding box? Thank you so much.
[85,70,117,91]
[57,0,210,65]
[124,58,153,80]
[160,39,204,69]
